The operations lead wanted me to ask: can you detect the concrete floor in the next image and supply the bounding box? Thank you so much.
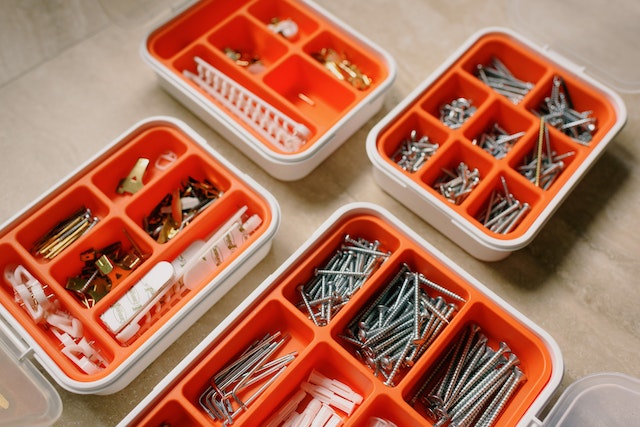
[0,0,639,425]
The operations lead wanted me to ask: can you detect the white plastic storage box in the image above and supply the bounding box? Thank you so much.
[119,203,568,427]
[140,0,397,181]
[0,116,280,416]
[366,25,628,261]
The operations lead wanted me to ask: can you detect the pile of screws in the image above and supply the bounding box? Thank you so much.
[340,263,465,387]
[476,57,533,104]
[440,98,476,129]
[534,75,596,145]
[199,331,296,425]
[224,47,264,74]
[33,207,99,260]
[473,123,525,159]
[143,177,222,243]
[477,176,530,234]
[312,48,372,90]
[392,130,440,173]
[66,237,145,308]
[411,324,526,427]
[433,162,481,205]
[518,122,575,190]
[297,235,390,326]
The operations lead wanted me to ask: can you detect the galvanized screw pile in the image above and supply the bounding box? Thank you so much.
[392,129,440,173]
[473,123,525,159]
[199,331,296,425]
[517,123,575,190]
[340,263,466,387]
[476,57,533,104]
[298,235,390,326]
[477,176,530,234]
[440,98,476,129]
[411,324,527,427]
[534,75,596,145]
[433,162,481,205]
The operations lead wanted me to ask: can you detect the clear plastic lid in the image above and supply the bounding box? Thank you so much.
[0,323,62,427]
[543,372,640,426]
[509,0,640,93]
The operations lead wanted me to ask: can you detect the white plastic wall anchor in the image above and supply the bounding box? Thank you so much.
[184,56,310,152]
[299,382,356,416]
[307,369,363,405]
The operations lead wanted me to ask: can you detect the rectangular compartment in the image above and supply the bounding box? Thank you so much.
[118,203,562,426]
[142,0,396,180]
[0,117,280,394]
[366,28,627,261]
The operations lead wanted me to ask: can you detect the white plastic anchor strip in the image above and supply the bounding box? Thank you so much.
[184,56,311,152]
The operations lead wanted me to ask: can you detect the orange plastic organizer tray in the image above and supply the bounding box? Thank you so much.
[0,118,276,386]
[129,204,559,426]
[144,0,391,156]
[369,29,624,259]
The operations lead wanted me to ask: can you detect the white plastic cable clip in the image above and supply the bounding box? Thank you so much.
[307,369,363,405]
[184,56,311,152]
[52,330,106,375]
[5,264,56,322]
[46,311,83,338]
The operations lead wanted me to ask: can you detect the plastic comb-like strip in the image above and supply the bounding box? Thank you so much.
[184,56,310,152]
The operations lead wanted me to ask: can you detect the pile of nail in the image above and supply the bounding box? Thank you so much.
[32,207,99,260]
[392,130,439,173]
[440,98,476,129]
[433,162,481,205]
[477,177,530,234]
[518,122,574,190]
[143,177,222,243]
[340,264,465,387]
[5,264,107,374]
[312,48,371,90]
[476,57,533,104]
[410,324,526,427]
[199,331,296,424]
[65,240,144,308]
[473,123,525,159]
[534,75,596,145]
[297,235,390,326]
[265,370,363,426]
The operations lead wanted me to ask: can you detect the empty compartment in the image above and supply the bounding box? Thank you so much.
[208,14,288,74]
[526,72,617,146]
[48,217,152,311]
[126,154,230,244]
[419,71,491,129]
[463,98,534,160]
[135,399,210,427]
[377,110,449,174]
[92,126,189,201]
[248,0,320,43]
[510,123,583,192]
[145,0,253,61]
[466,171,542,237]
[406,303,553,427]
[181,299,313,421]
[16,185,110,262]
[304,30,386,92]
[420,139,494,206]
[336,249,468,387]
[280,214,401,327]
[264,54,356,128]
[459,32,547,104]
[255,341,373,426]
